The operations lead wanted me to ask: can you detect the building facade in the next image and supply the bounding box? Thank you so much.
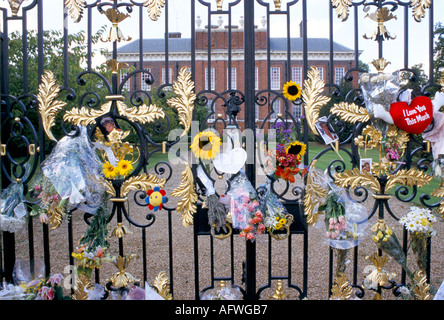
[116,18,357,129]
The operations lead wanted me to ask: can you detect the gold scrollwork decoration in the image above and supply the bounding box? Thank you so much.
[385,168,432,193]
[331,0,352,22]
[334,168,381,194]
[330,102,370,124]
[304,160,329,226]
[430,184,444,219]
[63,101,112,127]
[302,66,331,135]
[120,173,166,198]
[72,272,91,300]
[167,67,196,138]
[64,0,85,23]
[216,0,223,11]
[211,223,232,240]
[47,207,65,230]
[152,271,173,300]
[412,270,431,300]
[116,100,165,125]
[144,0,166,21]
[171,163,198,227]
[37,70,67,142]
[101,8,132,43]
[330,273,353,300]
[410,0,431,23]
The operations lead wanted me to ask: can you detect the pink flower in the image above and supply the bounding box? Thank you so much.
[246,233,255,240]
[244,225,254,233]
[34,185,41,192]
[47,273,64,287]
[255,211,263,219]
[38,286,55,300]
[258,224,265,232]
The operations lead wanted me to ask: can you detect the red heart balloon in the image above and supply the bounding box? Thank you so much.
[389,96,433,134]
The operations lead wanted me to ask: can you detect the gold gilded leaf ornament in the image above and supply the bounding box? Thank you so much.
[144,0,166,21]
[412,270,431,300]
[120,173,166,197]
[153,271,173,300]
[302,66,331,135]
[304,160,329,226]
[330,273,353,300]
[116,101,165,125]
[63,101,112,127]
[167,67,196,137]
[331,0,352,22]
[64,0,85,23]
[410,0,431,22]
[171,163,198,227]
[109,255,139,288]
[330,102,370,124]
[37,70,67,142]
[385,168,432,193]
[334,168,381,194]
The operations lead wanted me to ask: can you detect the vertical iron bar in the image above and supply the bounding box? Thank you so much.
[244,0,256,300]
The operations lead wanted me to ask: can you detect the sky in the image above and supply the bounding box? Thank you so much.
[1,0,444,75]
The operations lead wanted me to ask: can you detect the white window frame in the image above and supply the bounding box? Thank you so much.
[227,67,237,90]
[292,105,302,118]
[335,67,344,85]
[205,67,215,90]
[270,67,280,90]
[120,71,131,92]
[207,99,215,123]
[317,67,324,80]
[162,67,173,85]
[292,67,302,86]
[255,67,259,90]
[141,69,151,91]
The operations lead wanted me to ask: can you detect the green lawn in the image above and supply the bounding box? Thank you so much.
[307,142,441,207]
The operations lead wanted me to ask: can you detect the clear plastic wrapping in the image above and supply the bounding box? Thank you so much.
[227,171,264,241]
[0,182,28,233]
[260,179,291,234]
[32,126,107,217]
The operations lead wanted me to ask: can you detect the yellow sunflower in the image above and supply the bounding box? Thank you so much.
[103,161,118,179]
[190,131,221,160]
[117,159,133,177]
[286,141,306,158]
[282,80,302,101]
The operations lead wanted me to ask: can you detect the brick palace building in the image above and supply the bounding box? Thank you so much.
[116,17,358,129]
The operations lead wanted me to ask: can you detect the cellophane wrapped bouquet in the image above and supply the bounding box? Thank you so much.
[260,179,291,234]
[227,171,265,241]
[371,219,414,280]
[32,126,107,226]
[0,182,27,233]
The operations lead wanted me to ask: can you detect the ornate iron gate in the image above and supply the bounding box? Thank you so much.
[1,0,442,301]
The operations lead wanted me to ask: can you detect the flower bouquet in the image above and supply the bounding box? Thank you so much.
[265,121,307,183]
[260,179,292,237]
[371,219,414,280]
[0,182,28,233]
[399,206,437,273]
[32,126,108,228]
[227,171,265,241]
[5,260,70,300]
[72,206,114,277]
